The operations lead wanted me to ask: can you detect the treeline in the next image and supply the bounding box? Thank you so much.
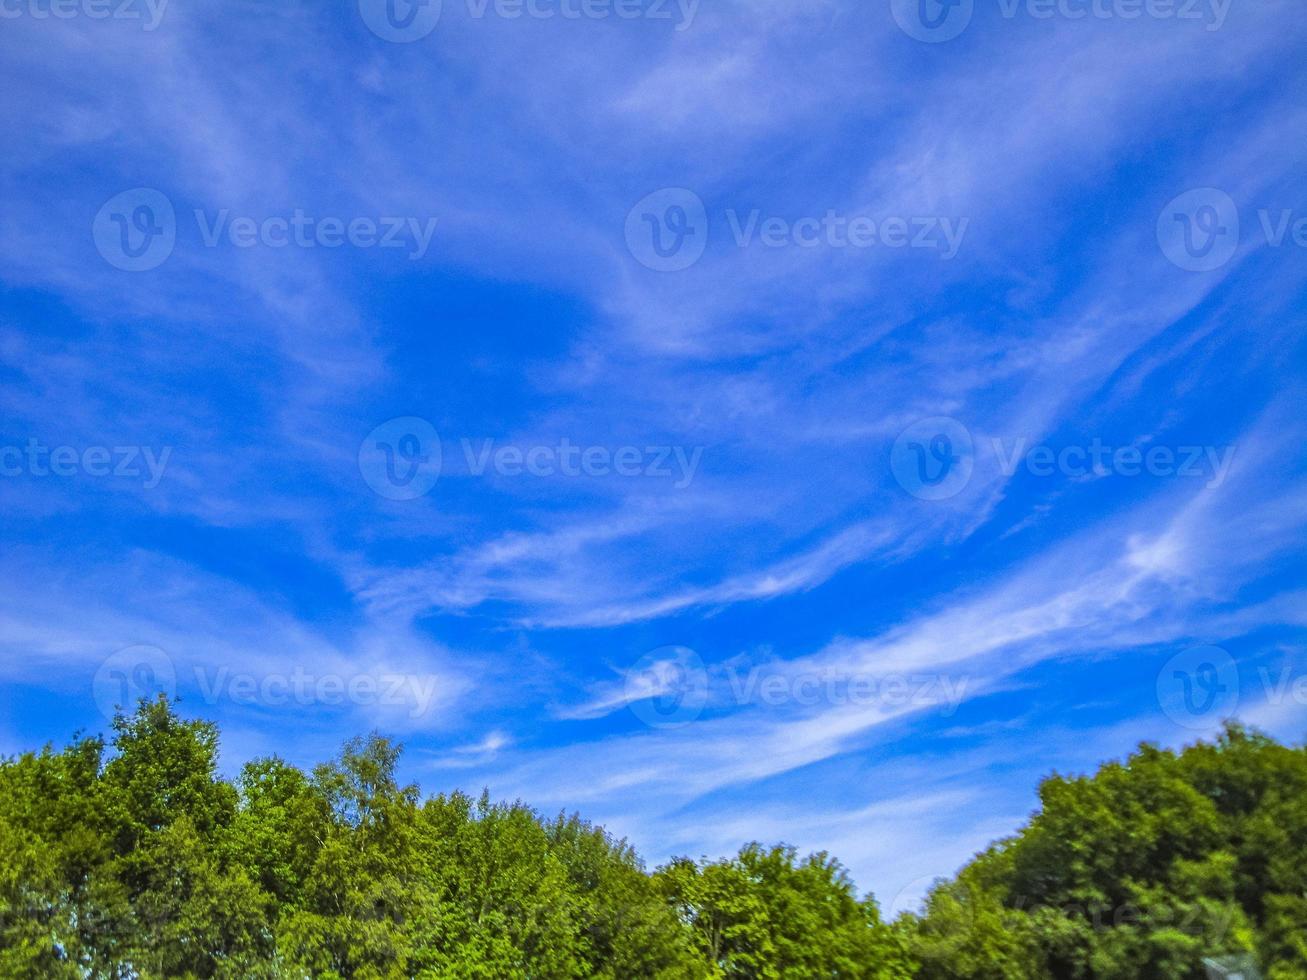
[0,698,1302,978]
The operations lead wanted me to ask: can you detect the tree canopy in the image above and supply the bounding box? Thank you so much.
[902,724,1307,980]
[0,698,904,978]
[0,699,1302,978]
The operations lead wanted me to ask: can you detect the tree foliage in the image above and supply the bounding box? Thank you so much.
[0,702,1302,978]
[0,699,900,978]
[901,724,1307,979]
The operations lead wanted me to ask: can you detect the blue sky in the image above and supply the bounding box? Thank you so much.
[1,0,1306,910]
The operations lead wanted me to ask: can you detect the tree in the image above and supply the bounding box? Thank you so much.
[545,812,706,978]
[658,843,914,978]
[4,700,1304,979]
[904,724,1304,979]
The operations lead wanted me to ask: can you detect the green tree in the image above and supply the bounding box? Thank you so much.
[658,843,914,978]
[905,724,1306,980]
[5,699,1304,979]
[545,812,707,978]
